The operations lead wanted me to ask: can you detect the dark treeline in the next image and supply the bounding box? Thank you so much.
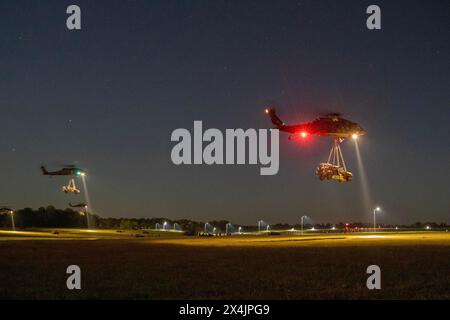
[98,219,235,235]
[0,206,97,229]
[0,206,448,232]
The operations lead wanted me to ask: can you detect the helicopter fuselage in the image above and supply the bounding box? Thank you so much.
[265,108,366,138]
[41,166,86,176]
[281,117,366,138]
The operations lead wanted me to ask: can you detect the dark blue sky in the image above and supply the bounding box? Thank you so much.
[0,0,448,224]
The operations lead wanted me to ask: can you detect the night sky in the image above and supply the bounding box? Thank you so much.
[1,0,448,225]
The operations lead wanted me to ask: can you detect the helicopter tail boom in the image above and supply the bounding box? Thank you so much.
[264,108,284,129]
[40,166,49,175]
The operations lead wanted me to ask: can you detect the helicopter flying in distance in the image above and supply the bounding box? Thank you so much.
[69,203,88,209]
[41,165,86,177]
[0,207,14,214]
[264,108,366,140]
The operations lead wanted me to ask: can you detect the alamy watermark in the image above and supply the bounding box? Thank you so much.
[65,4,381,31]
[366,5,381,30]
[366,265,381,290]
[170,121,279,175]
[66,5,81,30]
[66,265,81,290]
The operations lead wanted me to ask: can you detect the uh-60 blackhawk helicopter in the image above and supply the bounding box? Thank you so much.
[265,107,366,182]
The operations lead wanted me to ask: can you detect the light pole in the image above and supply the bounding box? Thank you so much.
[226,223,231,234]
[258,220,263,233]
[238,226,242,234]
[373,207,380,232]
[301,215,307,235]
[204,222,209,233]
[163,221,168,230]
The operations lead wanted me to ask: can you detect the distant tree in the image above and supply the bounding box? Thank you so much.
[414,221,423,228]
[119,220,138,229]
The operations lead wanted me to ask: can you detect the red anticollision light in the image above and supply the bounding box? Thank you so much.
[300,131,308,138]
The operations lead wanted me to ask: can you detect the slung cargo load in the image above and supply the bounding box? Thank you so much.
[62,179,81,194]
[315,138,353,183]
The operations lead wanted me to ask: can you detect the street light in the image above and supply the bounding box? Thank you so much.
[238,226,242,234]
[226,223,232,235]
[163,221,168,230]
[301,215,308,235]
[204,222,209,233]
[258,220,264,233]
[373,207,381,232]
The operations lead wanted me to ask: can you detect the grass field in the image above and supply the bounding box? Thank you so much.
[0,229,449,299]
